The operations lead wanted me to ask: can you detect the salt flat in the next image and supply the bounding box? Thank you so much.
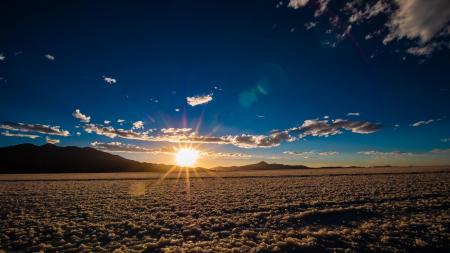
[1,168,449,252]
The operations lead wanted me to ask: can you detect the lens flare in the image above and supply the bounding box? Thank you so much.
[175,148,199,167]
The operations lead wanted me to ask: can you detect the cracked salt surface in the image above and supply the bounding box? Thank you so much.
[0,168,449,252]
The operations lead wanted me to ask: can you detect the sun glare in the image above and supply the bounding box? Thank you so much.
[175,148,199,167]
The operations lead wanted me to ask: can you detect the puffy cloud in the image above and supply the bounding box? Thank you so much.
[1,131,40,139]
[81,114,381,149]
[186,93,213,106]
[410,119,438,127]
[103,76,117,84]
[161,128,192,134]
[72,109,91,123]
[225,131,295,148]
[117,119,125,123]
[104,120,111,124]
[0,122,69,136]
[132,121,144,130]
[84,124,147,140]
[44,54,55,60]
[45,136,60,144]
[383,0,450,45]
[288,0,309,9]
[0,53,5,61]
[347,112,360,116]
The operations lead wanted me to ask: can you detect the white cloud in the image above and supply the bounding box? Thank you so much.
[76,132,81,136]
[384,0,450,45]
[103,76,117,84]
[132,121,144,130]
[0,53,5,61]
[358,150,414,156]
[441,138,450,143]
[288,0,309,9]
[410,119,438,127]
[0,122,69,136]
[186,93,213,106]
[117,119,125,123]
[104,120,111,124]
[44,54,55,61]
[45,136,60,144]
[72,109,91,123]
[1,131,40,139]
[161,128,192,134]
[347,112,360,116]
[81,113,381,149]
[284,150,338,158]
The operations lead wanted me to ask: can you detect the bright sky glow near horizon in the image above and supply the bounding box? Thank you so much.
[0,0,449,168]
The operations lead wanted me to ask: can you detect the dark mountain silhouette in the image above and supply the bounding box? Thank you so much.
[0,144,359,174]
[0,143,175,173]
[211,161,310,171]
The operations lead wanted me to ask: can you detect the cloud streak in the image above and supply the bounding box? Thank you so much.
[0,122,70,136]
[1,131,40,139]
[91,141,252,159]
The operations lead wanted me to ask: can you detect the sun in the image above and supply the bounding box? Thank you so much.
[175,148,199,167]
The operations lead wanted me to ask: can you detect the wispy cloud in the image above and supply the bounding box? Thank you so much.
[91,141,252,159]
[410,119,438,127]
[347,112,360,116]
[283,150,338,158]
[0,53,5,61]
[441,138,450,143]
[1,131,40,139]
[72,109,91,123]
[186,93,213,106]
[0,122,69,136]
[44,54,55,61]
[103,76,117,84]
[431,148,450,154]
[45,136,60,144]
[358,150,414,156]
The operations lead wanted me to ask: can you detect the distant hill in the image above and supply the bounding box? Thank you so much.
[0,143,174,173]
[211,161,310,171]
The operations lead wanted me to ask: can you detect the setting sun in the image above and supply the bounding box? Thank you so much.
[175,148,199,167]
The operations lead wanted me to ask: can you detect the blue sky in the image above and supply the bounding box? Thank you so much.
[1,0,449,167]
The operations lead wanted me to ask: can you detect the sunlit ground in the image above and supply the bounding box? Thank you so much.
[1,167,449,252]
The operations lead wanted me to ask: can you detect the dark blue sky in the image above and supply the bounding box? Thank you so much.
[1,0,449,167]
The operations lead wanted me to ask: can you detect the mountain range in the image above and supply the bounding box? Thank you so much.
[0,144,314,173]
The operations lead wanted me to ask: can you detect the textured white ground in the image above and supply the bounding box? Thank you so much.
[1,168,449,252]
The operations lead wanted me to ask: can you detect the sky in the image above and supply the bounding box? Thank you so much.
[0,0,449,168]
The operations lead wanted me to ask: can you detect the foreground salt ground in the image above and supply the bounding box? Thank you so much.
[1,171,449,252]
